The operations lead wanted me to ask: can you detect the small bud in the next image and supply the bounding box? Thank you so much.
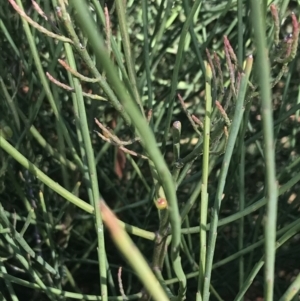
[155,198,168,210]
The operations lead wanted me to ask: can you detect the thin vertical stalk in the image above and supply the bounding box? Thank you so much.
[139,0,174,92]
[62,40,107,300]
[89,0,133,95]
[142,0,153,114]
[162,0,203,151]
[237,96,252,290]
[198,62,212,296]
[182,0,205,74]
[115,0,144,116]
[203,56,253,301]
[0,77,20,131]
[172,121,182,182]
[238,144,245,289]
[237,0,244,65]
[56,0,94,207]
[250,2,278,301]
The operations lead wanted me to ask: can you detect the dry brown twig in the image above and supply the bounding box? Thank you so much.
[118,267,127,300]
[7,0,73,44]
[58,59,101,83]
[46,72,107,101]
[31,0,48,20]
[94,119,149,160]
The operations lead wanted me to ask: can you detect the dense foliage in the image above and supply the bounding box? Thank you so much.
[0,1,300,301]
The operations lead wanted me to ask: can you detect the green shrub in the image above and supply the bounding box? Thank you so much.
[0,1,300,301]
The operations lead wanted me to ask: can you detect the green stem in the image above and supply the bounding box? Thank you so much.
[250,2,278,300]
[203,56,253,301]
[60,28,107,299]
[115,0,144,116]
[233,220,300,301]
[0,136,155,241]
[278,273,300,301]
[0,272,142,300]
[198,62,212,296]
[162,0,203,152]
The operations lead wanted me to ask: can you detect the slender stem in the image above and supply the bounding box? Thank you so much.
[182,0,205,74]
[250,2,278,300]
[0,136,92,213]
[237,0,244,65]
[59,21,107,299]
[142,0,154,114]
[203,56,253,301]
[115,0,144,116]
[0,137,156,241]
[138,0,174,92]
[238,144,245,289]
[233,221,300,301]
[0,272,142,300]
[172,121,182,182]
[162,0,203,151]
[278,273,300,301]
[198,62,212,296]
